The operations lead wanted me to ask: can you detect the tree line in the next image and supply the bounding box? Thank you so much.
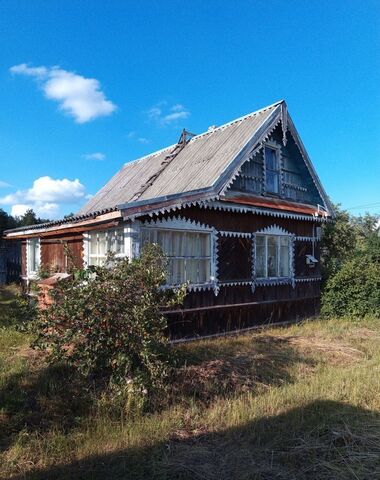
[0,208,51,236]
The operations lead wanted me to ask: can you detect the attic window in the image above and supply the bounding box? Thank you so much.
[264,146,280,194]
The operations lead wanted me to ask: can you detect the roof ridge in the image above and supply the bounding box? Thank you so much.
[122,100,283,167]
[190,100,284,142]
[123,143,176,167]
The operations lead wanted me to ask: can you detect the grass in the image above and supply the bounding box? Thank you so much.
[0,284,379,479]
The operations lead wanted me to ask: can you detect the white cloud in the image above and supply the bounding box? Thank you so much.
[11,202,60,219]
[11,204,32,217]
[147,102,190,126]
[10,63,117,123]
[0,180,11,188]
[82,152,106,161]
[10,64,48,78]
[1,176,87,219]
[126,131,150,144]
[28,176,85,203]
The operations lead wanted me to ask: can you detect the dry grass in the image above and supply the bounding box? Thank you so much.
[0,285,379,479]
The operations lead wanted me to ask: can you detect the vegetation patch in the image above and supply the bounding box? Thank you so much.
[0,305,379,479]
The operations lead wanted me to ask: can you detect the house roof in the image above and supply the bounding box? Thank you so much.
[4,100,333,237]
[78,101,282,215]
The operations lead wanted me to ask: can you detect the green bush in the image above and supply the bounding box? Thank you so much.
[322,255,380,318]
[34,244,185,403]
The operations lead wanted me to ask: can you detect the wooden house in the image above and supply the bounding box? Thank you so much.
[4,101,333,338]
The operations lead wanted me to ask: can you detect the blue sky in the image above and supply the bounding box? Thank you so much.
[0,0,379,219]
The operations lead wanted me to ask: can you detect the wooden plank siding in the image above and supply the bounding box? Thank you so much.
[150,207,322,338]
[18,205,322,338]
[40,233,84,273]
[167,206,316,236]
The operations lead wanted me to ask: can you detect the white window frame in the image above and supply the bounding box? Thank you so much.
[140,218,216,288]
[253,225,294,281]
[85,227,127,267]
[26,237,40,278]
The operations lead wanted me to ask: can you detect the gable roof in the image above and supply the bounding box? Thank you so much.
[4,100,333,237]
[78,100,284,215]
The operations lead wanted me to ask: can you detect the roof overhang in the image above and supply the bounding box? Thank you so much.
[221,193,329,217]
[4,210,123,239]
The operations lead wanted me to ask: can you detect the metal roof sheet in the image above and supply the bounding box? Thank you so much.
[78,101,282,215]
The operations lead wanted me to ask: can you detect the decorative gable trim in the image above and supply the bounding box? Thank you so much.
[220,145,263,195]
[199,201,330,222]
[216,107,283,196]
[286,115,334,216]
[219,231,251,238]
[219,114,283,197]
[141,215,214,232]
[255,224,291,236]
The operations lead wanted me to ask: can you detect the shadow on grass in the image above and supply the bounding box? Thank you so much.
[0,362,92,454]
[170,335,316,403]
[9,400,380,480]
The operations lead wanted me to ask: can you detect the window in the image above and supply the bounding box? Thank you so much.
[255,234,291,279]
[141,228,212,285]
[27,238,40,276]
[88,228,124,266]
[265,146,280,194]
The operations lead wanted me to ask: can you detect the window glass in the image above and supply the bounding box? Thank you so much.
[186,259,198,283]
[198,258,210,283]
[172,231,185,256]
[266,171,279,194]
[265,147,280,194]
[256,234,291,279]
[265,147,277,170]
[279,236,290,277]
[141,228,154,246]
[27,238,40,275]
[141,228,212,285]
[267,236,278,277]
[255,236,266,278]
[90,234,98,255]
[88,228,125,266]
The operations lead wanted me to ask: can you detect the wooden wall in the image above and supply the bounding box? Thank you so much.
[40,233,83,273]
[18,205,322,338]
[156,206,322,338]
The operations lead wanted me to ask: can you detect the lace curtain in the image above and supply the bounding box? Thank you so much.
[141,228,211,285]
[256,234,290,279]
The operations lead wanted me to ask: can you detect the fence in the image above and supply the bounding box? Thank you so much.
[0,240,21,284]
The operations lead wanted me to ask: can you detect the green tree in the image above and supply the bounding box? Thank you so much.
[0,208,17,235]
[321,207,380,318]
[322,253,380,318]
[321,205,379,279]
[321,205,357,279]
[17,209,51,226]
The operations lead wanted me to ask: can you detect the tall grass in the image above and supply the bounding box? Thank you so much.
[0,286,379,479]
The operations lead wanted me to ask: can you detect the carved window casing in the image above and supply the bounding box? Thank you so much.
[253,225,295,285]
[26,237,40,278]
[139,217,218,290]
[141,228,212,285]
